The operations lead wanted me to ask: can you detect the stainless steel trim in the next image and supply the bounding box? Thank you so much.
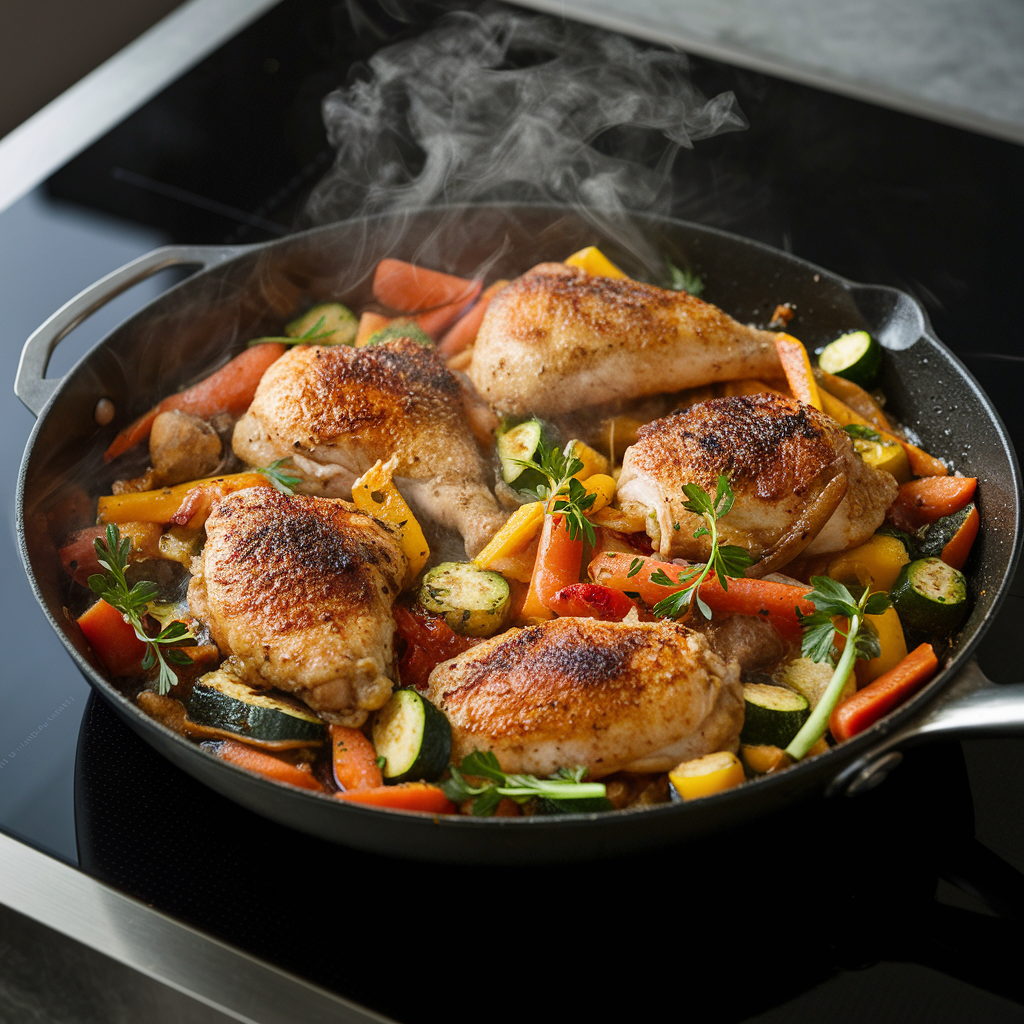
[0,831,393,1024]
[0,0,282,215]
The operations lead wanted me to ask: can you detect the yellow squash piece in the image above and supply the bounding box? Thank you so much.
[855,606,908,686]
[580,474,616,515]
[828,534,910,593]
[473,501,545,571]
[566,439,610,480]
[564,246,628,279]
[774,333,822,411]
[852,437,911,483]
[351,457,429,581]
[669,751,745,801]
[97,472,271,524]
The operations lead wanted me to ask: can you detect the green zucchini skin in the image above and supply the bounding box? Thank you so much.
[740,683,810,747]
[286,303,357,346]
[187,670,326,745]
[890,558,969,632]
[365,321,433,348]
[418,562,511,637]
[818,330,881,388]
[917,504,976,560]
[372,690,452,784]
[876,525,919,560]
[496,418,545,488]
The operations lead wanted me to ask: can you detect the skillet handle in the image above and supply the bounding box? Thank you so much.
[828,658,1024,797]
[14,244,242,418]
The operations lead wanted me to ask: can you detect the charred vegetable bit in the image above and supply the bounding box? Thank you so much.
[650,476,754,620]
[255,458,302,496]
[786,577,892,760]
[443,750,608,816]
[88,524,196,695]
[514,438,597,544]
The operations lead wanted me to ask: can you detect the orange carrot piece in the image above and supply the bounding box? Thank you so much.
[589,551,686,608]
[940,504,980,570]
[438,279,509,356]
[335,782,456,814]
[830,643,939,742]
[208,739,324,792]
[355,311,392,346]
[774,333,822,410]
[372,258,478,313]
[888,477,978,533]
[77,599,147,677]
[104,344,286,462]
[901,441,948,478]
[813,368,891,430]
[414,282,482,340]
[520,515,584,621]
[330,725,383,791]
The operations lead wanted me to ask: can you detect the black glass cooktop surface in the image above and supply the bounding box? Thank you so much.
[3,1,1024,1020]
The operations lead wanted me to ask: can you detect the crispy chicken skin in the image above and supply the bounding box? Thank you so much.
[187,488,406,727]
[426,617,743,778]
[469,263,782,415]
[232,338,504,557]
[616,393,896,573]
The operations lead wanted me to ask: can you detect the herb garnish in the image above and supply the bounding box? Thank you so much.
[88,524,196,695]
[843,423,882,442]
[442,750,607,816]
[666,260,705,297]
[785,576,892,760]
[256,457,302,496]
[649,475,753,620]
[514,439,597,544]
[247,315,335,348]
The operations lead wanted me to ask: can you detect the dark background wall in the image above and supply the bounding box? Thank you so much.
[0,0,185,141]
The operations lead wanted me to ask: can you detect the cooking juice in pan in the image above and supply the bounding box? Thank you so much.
[61,245,979,817]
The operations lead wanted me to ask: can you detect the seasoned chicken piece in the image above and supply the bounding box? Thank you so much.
[469,263,782,415]
[616,393,896,574]
[187,488,406,726]
[233,338,504,557]
[426,617,742,778]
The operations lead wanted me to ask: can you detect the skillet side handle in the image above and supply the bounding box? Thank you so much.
[827,658,1024,798]
[14,244,243,418]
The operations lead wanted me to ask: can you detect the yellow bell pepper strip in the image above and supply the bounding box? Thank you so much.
[669,751,745,800]
[97,473,271,525]
[855,606,908,686]
[351,457,429,581]
[566,440,610,480]
[828,534,910,593]
[774,333,822,410]
[564,246,628,278]
[580,474,616,515]
[474,502,546,572]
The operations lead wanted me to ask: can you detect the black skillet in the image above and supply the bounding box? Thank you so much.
[15,204,1024,864]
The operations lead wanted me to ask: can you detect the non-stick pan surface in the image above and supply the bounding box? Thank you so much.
[15,205,1024,863]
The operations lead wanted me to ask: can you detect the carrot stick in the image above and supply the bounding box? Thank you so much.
[887,476,977,533]
[415,282,482,340]
[520,514,584,622]
[774,334,822,410]
[372,259,479,313]
[97,472,271,525]
[330,725,383,791]
[813,367,891,430]
[830,643,939,742]
[355,311,392,346]
[335,782,456,814]
[940,504,980,570]
[77,599,148,677]
[104,344,286,461]
[438,280,508,356]
[206,739,324,792]
[589,551,687,608]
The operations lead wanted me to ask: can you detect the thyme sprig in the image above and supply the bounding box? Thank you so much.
[513,439,597,544]
[256,458,302,496]
[247,315,334,348]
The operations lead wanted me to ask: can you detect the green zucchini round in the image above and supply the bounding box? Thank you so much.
[372,690,451,784]
[890,558,969,632]
[740,683,811,747]
[497,418,545,487]
[418,562,510,637]
[818,331,881,388]
[286,302,357,346]
[917,504,976,561]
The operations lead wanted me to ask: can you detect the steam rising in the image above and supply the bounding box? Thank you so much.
[306,5,746,272]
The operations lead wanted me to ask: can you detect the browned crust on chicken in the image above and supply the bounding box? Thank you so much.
[427,617,743,778]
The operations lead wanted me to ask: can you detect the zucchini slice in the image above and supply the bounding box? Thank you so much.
[497,418,545,488]
[372,690,451,783]
[365,320,433,348]
[818,330,881,388]
[890,557,969,632]
[917,503,978,568]
[286,303,358,346]
[741,682,810,747]
[775,657,855,711]
[187,669,326,746]
[418,561,511,637]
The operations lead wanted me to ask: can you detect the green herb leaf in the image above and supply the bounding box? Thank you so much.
[666,260,705,297]
[256,457,302,496]
[516,438,597,543]
[626,557,644,579]
[843,423,883,442]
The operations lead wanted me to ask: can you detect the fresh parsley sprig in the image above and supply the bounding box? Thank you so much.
[247,315,335,348]
[88,524,196,695]
[649,475,753,620]
[256,458,302,496]
[785,576,891,760]
[513,440,597,544]
[442,750,607,816]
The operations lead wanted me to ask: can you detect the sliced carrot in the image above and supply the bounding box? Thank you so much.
[77,599,147,677]
[354,311,391,346]
[206,739,324,792]
[415,281,482,340]
[887,476,977,533]
[901,441,949,478]
[589,551,686,608]
[830,643,939,742]
[372,259,479,313]
[438,279,509,356]
[547,583,636,621]
[940,504,980,571]
[813,367,891,430]
[98,472,271,526]
[330,725,383,791]
[104,344,286,461]
[520,515,584,622]
[774,333,822,410]
[336,782,455,814]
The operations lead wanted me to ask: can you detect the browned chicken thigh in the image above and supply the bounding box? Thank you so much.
[616,393,897,573]
[469,263,782,415]
[187,488,406,726]
[233,337,505,556]
[426,617,743,778]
